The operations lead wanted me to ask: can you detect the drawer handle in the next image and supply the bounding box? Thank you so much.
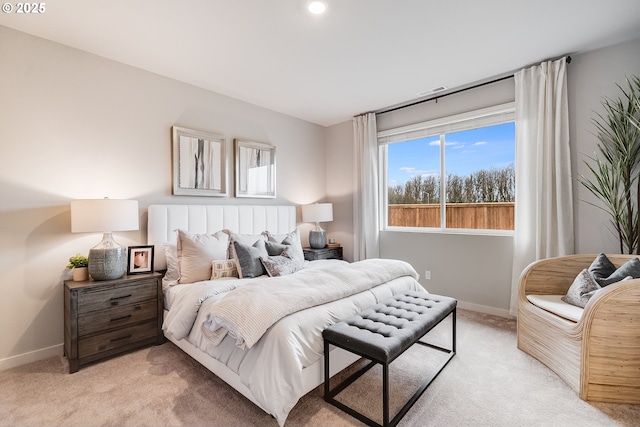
[111,334,132,342]
[110,294,132,306]
[110,314,132,322]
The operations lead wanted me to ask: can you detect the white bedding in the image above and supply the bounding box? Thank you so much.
[162,259,425,426]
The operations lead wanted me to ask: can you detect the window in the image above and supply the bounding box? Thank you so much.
[379,103,515,233]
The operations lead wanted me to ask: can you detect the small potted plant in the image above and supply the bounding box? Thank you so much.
[67,254,89,281]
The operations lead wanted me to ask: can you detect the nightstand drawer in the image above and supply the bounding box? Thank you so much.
[303,247,343,261]
[78,320,158,358]
[78,281,157,313]
[78,301,158,336]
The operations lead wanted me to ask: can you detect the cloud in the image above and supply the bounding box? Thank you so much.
[430,140,463,148]
[473,141,488,146]
[399,166,437,177]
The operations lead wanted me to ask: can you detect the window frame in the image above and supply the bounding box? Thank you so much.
[378,102,516,236]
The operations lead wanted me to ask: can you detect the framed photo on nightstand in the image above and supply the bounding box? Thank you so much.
[127,245,154,274]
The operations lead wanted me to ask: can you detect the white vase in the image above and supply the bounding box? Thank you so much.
[73,267,89,282]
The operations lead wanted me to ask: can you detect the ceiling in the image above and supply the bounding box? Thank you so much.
[2,0,639,126]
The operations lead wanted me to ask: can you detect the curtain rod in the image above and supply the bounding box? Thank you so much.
[376,55,572,116]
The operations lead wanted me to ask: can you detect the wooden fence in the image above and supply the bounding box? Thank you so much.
[389,203,514,230]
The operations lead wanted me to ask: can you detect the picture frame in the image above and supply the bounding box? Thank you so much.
[234,139,276,198]
[127,245,154,275]
[172,126,227,197]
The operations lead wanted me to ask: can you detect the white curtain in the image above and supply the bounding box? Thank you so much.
[510,57,575,315]
[353,112,380,261]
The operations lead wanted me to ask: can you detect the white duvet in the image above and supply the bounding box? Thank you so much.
[162,259,425,426]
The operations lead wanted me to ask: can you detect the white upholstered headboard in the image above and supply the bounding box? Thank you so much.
[147,204,297,270]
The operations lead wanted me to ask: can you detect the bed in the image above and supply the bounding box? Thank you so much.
[147,204,426,426]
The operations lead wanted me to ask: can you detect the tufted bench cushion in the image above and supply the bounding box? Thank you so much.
[323,290,457,427]
[323,291,457,364]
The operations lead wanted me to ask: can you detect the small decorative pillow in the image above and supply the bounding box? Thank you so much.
[562,269,602,308]
[232,239,268,278]
[264,229,305,264]
[177,230,229,284]
[260,249,303,277]
[590,254,640,286]
[588,253,617,280]
[211,259,239,280]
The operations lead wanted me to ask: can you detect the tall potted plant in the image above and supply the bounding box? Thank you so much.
[579,76,640,254]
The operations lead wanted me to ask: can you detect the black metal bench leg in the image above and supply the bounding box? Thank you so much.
[453,307,457,353]
[383,362,390,427]
[324,340,330,399]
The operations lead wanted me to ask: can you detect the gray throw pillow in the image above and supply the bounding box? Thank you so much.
[561,269,602,308]
[232,239,268,278]
[265,240,287,256]
[588,253,616,281]
[260,249,303,277]
[592,257,640,286]
[264,229,305,264]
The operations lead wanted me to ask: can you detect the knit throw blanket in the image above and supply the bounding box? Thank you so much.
[202,258,419,349]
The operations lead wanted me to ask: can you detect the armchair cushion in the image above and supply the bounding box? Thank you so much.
[526,294,583,322]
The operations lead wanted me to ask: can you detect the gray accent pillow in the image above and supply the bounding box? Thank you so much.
[265,229,305,264]
[260,249,303,277]
[592,256,640,286]
[588,253,616,281]
[232,239,268,278]
[562,269,602,308]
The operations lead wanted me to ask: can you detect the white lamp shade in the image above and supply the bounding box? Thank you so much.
[71,199,139,233]
[302,203,333,223]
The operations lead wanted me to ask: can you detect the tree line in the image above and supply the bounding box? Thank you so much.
[388,163,515,204]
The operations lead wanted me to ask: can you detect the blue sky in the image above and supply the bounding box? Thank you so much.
[387,122,515,186]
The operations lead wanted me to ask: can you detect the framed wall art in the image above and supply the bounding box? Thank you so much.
[172,126,227,196]
[127,245,154,274]
[234,139,276,198]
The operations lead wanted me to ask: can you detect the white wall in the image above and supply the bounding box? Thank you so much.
[569,37,640,254]
[0,26,328,369]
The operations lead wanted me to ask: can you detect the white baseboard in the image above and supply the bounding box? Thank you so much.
[0,344,63,372]
[457,300,513,318]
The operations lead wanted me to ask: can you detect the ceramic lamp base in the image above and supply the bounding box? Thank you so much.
[88,232,127,280]
[89,247,127,280]
[309,230,327,249]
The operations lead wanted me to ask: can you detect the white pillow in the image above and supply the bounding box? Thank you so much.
[163,243,179,287]
[177,229,229,284]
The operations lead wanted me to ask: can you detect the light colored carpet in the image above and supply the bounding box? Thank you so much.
[1,309,638,427]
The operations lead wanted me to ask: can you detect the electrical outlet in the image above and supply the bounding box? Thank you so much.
[424,270,431,280]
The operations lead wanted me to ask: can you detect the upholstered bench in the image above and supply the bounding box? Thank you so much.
[323,291,457,427]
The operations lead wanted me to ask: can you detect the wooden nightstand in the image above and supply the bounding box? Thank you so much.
[64,272,163,373]
[303,246,343,261]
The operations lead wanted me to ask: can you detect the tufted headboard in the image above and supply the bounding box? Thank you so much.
[147,204,297,270]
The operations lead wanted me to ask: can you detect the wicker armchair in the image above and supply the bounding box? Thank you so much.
[517,254,640,404]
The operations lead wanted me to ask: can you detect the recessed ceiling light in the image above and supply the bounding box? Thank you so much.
[307,0,327,15]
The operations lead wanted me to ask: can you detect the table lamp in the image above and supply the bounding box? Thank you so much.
[302,203,333,249]
[71,198,139,280]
